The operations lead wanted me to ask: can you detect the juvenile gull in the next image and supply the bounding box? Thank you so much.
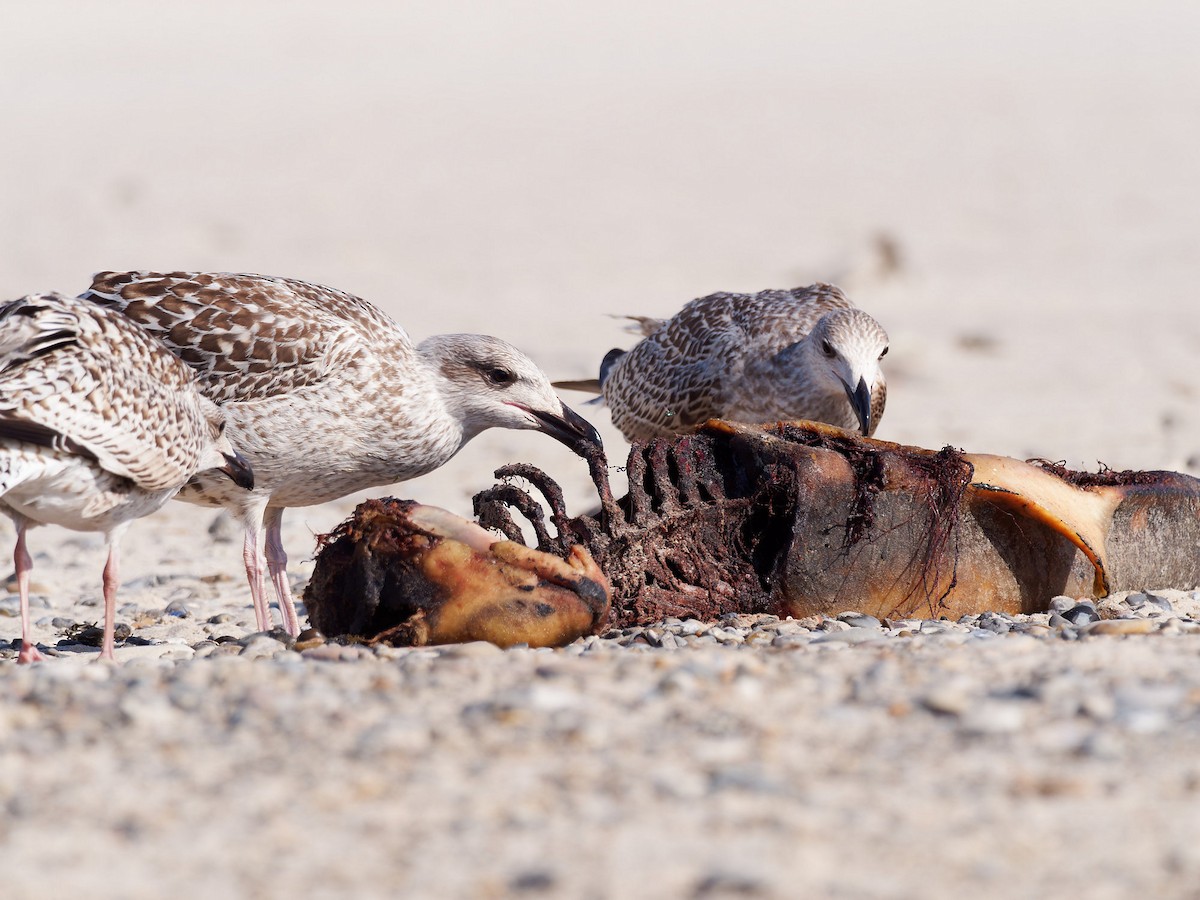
[0,293,252,663]
[82,271,603,636]
[555,283,889,443]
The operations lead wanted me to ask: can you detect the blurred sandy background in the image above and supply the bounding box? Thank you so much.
[2,3,1200,895]
[5,1,1200,508]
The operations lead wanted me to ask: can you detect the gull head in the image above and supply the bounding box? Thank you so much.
[420,334,603,453]
[197,397,255,490]
[808,309,889,436]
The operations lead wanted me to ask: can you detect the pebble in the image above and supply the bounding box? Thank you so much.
[960,700,1027,735]
[292,628,325,651]
[771,634,811,649]
[240,636,285,660]
[1147,593,1174,613]
[3,576,52,594]
[1126,591,1174,613]
[837,612,881,629]
[693,872,767,898]
[917,621,952,634]
[207,510,240,543]
[508,871,558,894]
[1079,691,1116,721]
[0,594,50,617]
[1048,595,1077,614]
[707,626,744,644]
[973,613,1012,635]
[202,643,244,659]
[966,628,999,640]
[1086,618,1158,636]
[922,684,973,716]
[1064,602,1100,626]
[236,628,295,650]
[813,626,885,645]
[1113,684,1183,734]
[816,618,851,633]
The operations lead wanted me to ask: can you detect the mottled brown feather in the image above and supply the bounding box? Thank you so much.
[83,271,406,405]
[603,283,879,442]
[0,293,222,493]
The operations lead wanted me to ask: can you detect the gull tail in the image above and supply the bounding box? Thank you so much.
[553,348,626,406]
[552,377,602,394]
[549,380,606,407]
[610,314,667,337]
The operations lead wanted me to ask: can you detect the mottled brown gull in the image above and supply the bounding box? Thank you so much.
[555,283,889,443]
[0,293,253,663]
[82,271,603,637]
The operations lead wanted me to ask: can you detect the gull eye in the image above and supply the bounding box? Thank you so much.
[486,367,515,386]
[879,346,889,359]
[821,339,835,358]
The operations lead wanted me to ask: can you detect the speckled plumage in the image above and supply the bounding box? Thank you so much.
[81,270,601,636]
[86,271,454,511]
[576,284,889,443]
[0,292,246,662]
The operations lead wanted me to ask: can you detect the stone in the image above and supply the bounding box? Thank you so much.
[922,684,973,716]
[1085,618,1158,636]
[813,626,885,645]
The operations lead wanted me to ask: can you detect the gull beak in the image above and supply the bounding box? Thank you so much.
[843,377,873,436]
[220,450,255,490]
[530,402,604,454]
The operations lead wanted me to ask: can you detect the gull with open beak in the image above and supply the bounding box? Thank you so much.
[81,271,601,636]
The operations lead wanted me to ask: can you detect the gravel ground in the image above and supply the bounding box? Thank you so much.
[4,575,1200,898]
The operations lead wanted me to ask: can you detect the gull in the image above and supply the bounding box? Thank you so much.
[555,283,889,443]
[81,271,603,636]
[0,292,252,663]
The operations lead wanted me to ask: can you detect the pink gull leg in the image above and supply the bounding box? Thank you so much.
[242,516,272,632]
[263,506,299,637]
[14,519,44,664]
[99,539,120,662]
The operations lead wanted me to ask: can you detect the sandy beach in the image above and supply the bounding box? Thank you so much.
[2,1,1200,896]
